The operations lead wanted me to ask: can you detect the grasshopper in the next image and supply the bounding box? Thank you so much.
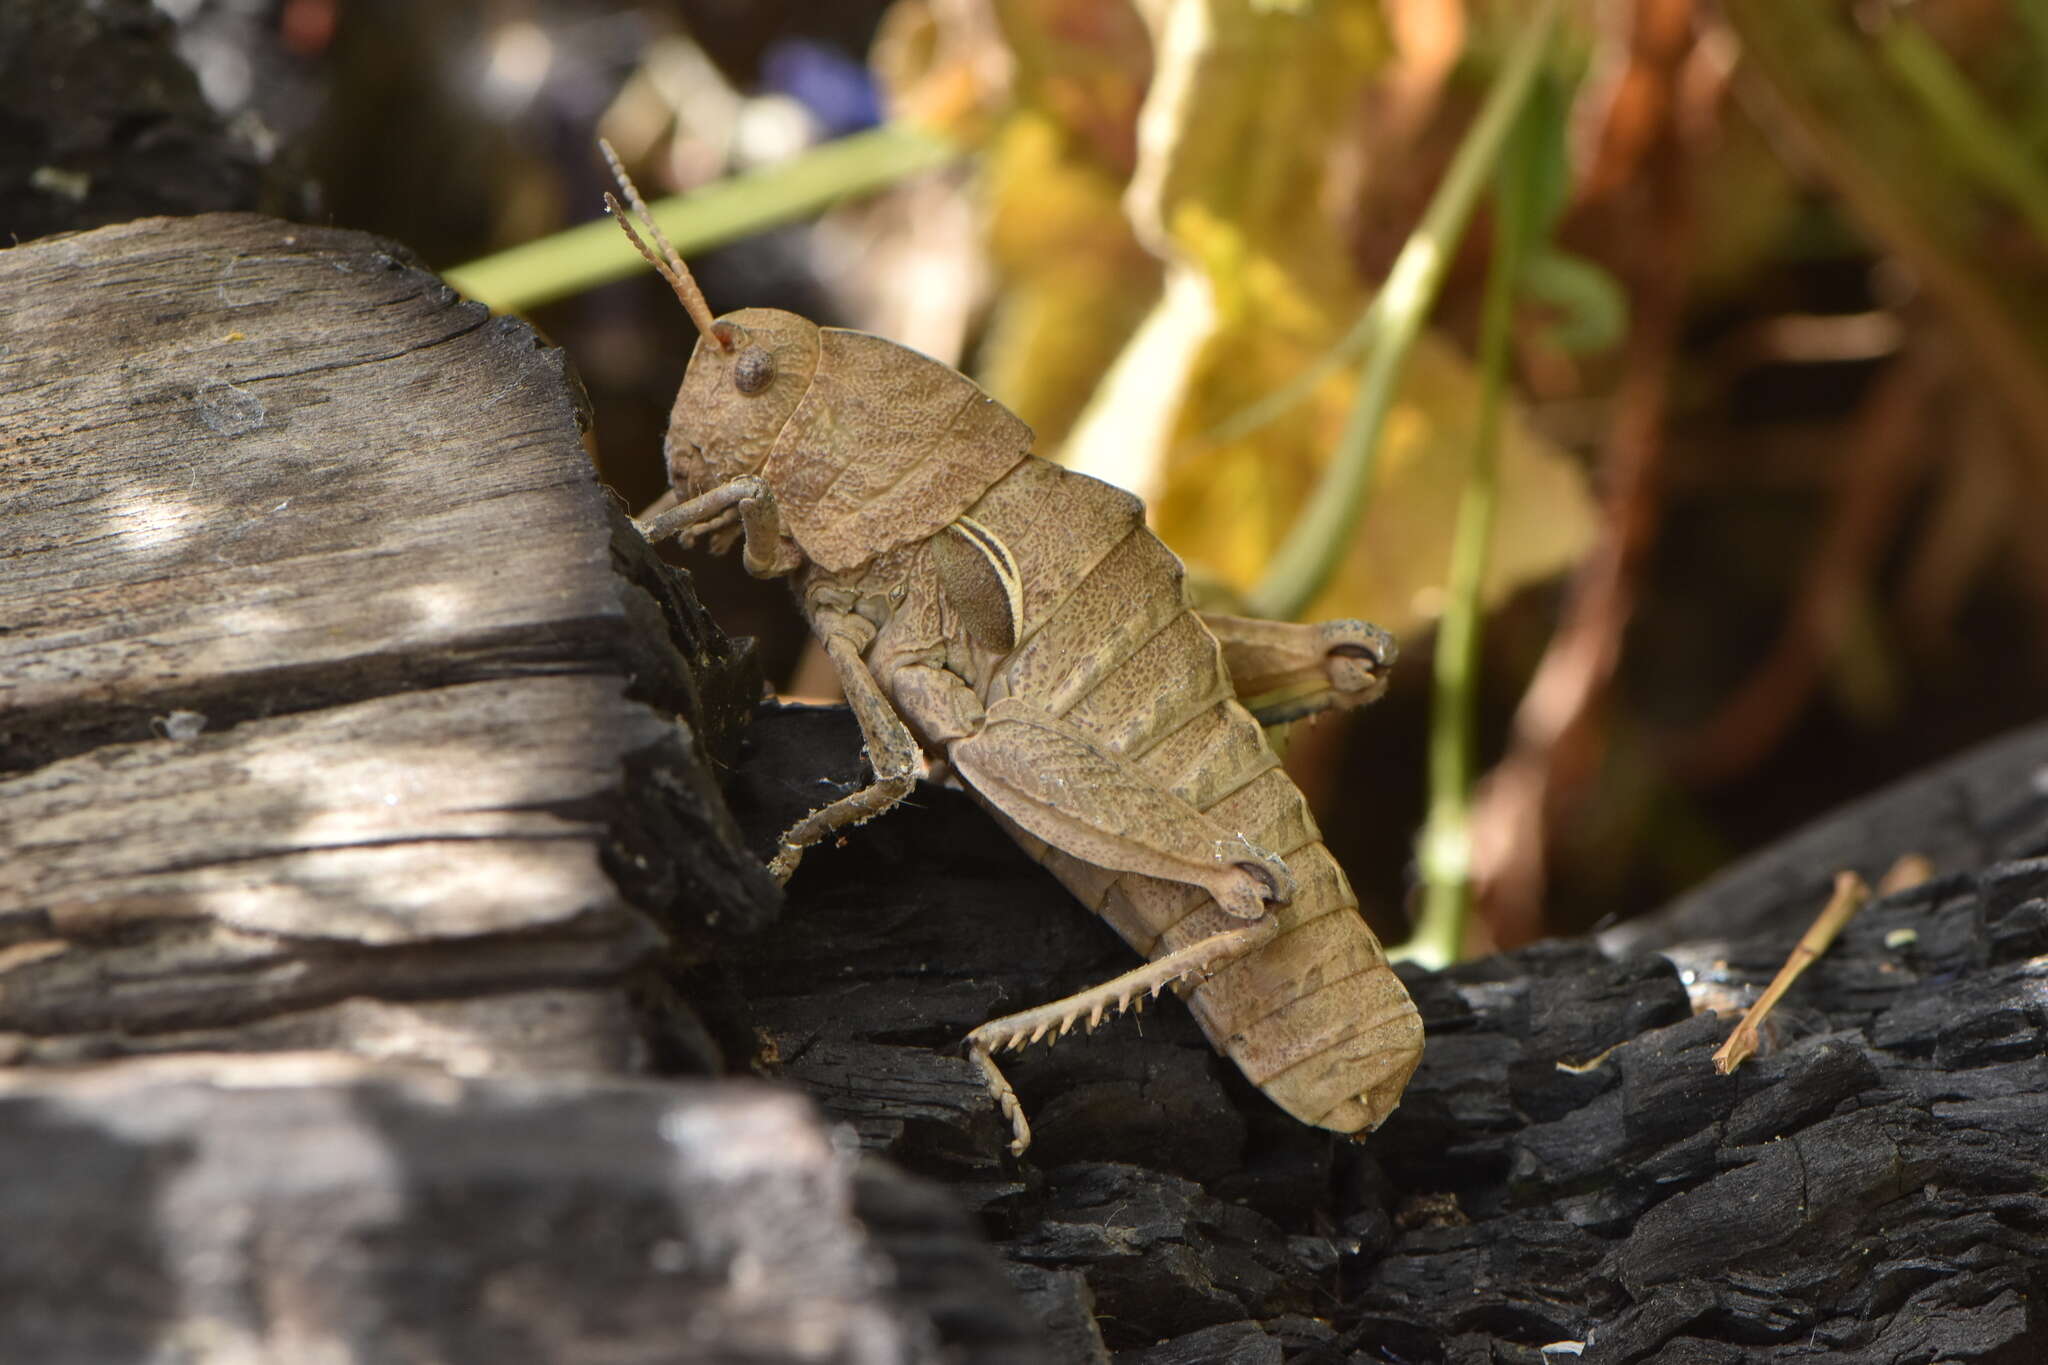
[603,146,1423,1154]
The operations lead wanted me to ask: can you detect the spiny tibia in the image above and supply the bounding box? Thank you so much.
[980,918,1276,1056]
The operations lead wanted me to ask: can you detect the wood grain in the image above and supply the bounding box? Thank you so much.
[0,213,774,1067]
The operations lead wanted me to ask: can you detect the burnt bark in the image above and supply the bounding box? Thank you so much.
[720,704,2048,1363]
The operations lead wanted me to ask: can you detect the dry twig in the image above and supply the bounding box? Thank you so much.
[1711,870,1871,1074]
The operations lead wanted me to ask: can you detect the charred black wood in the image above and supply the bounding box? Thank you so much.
[1606,718,2048,957]
[720,704,2048,1362]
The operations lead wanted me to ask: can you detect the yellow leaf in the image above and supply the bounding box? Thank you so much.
[1060,0,1596,631]
[1157,332,1596,633]
[973,0,1163,446]
[977,110,1161,445]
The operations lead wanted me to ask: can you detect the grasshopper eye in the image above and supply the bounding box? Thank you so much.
[733,347,775,395]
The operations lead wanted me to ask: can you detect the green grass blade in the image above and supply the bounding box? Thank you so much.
[1246,0,1562,622]
[1398,74,1560,970]
[442,124,959,314]
[1880,18,2048,246]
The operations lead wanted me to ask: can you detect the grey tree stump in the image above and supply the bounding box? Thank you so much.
[0,214,1041,1364]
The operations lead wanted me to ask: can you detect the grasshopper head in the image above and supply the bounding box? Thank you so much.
[595,145,822,506]
[666,307,821,498]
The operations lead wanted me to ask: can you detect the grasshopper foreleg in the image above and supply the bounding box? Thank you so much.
[635,474,802,577]
[1198,613,1397,728]
[965,914,1281,1155]
[766,614,921,884]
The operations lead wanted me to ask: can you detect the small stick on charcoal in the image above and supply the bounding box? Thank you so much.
[1712,870,1870,1074]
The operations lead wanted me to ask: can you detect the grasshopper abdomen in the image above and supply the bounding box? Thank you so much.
[852,455,1422,1141]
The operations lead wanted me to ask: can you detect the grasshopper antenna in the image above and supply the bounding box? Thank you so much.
[598,137,732,352]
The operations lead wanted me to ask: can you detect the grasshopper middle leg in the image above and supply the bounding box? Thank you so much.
[638,481,894,880]
[765,614,922,884]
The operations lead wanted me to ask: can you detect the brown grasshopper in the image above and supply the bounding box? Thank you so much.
[603,145,1423,1154]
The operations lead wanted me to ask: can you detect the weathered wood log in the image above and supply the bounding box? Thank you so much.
[721,704,2048,1362]
[1,214,775,1068]
[0,215,1048,1362]
[0,1053,1044,1364]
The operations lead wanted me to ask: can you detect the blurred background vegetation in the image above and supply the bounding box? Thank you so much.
[154,0,2048,956]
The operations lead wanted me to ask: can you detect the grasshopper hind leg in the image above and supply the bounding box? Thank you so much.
[964,915,1280,1156]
